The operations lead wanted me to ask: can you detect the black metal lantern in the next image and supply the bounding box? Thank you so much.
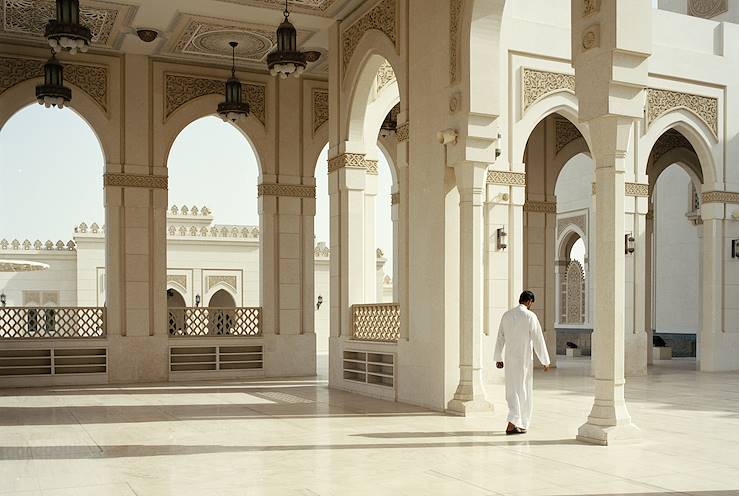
[379,109,397,138]
[36,52,72,109]
[217,41,250,123]
[267,0,307,78]
[45,0,91,54]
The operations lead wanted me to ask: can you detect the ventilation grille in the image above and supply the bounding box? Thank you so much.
[0,348,107,377]
[343,350,395,388]
[170,345,263,372]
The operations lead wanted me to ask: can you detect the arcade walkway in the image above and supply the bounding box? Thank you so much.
[0,359,737,496]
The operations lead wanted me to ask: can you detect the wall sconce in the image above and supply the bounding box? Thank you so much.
[316,295,323,310]
[732,240,739,259]
[195,294,201,307]
[497,228,508,250]
[0,293,6,307]
[495,132,502,158]
[625,234,635,254]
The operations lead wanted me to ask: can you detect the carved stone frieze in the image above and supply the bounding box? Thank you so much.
[207,275,237,291]
[557,214,587,236]
[646,88,718,139]
[524,201,556,213]
[327,153,366,173]
[0,56,108,111]
[257,183,316,198]
[449,0,463,83]
[555,117,583,154]
[342,0,397,72]
[104,173,168,189]
[312,88,329,132]
[522,68,575,112]
[625,182,649,197]
[396,122,409,142]
[164,73,266,125]
[167,274,188,289]
[702,191,739,204]
[688,0,728,18]
[365,160,379,175]
[486,171,526,186]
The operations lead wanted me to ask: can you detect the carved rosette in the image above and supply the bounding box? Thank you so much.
[449,0,463,83]
[104,173,167,189]
[0,56,108,111]
[257,183,316,198]
[555,117,583,154]
[523,201,556,213]
[341,0,397,73]
[688,0,728,18]
[312,88,329,132]
[486,171,526,186]
[327,153,366,173]
[396,122,409,142]
[702,191,739,204]
[164,73,266,125]
[646,88,718,139]
[522,68,575,112]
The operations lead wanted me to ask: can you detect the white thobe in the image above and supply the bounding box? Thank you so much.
[493,304,550,430]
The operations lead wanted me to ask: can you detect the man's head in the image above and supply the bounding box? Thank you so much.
[519,290,535,309]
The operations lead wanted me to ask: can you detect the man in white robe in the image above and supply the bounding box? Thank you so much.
[494,290,550,434]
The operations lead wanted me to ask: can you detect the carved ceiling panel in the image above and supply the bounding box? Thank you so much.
[0,0,136,48]
[217,0,339,16]
[688,0,728,18]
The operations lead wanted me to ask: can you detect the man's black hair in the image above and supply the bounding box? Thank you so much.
[519,290,535,304]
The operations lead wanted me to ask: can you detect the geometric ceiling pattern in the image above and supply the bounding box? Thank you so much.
[0,0,137,48]
[219,0,337,16]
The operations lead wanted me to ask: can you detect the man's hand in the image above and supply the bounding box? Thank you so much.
[543,365,550,372]
[496,362,504,369]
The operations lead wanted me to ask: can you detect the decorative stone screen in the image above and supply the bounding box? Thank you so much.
[0,307,106,339]
[351,303,400,342]
[168,307,262,337]
[560,261,586,325]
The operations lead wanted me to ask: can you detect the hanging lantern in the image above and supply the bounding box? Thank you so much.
[36,53,71,109]
[379,109,397,138]
[45,0,92,54]
[217,41,250,123]
[267,0,307,78]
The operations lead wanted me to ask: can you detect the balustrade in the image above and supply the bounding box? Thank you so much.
[0,307,106,339]
[168,307,262,337]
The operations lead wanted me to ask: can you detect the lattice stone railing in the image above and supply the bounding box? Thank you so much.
[0,307,106,339]
[168,307,262,337]
[351,303,400,343]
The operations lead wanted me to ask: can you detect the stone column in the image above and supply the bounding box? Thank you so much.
[700,211,724,371]
[576,115,640,444]
[447,161,492,415]
[396,121,410,340]
[391,189,400,302]
[644,208,654,365]
[364,166,378,302]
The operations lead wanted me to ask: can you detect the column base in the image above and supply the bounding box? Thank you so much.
[577,420,640,445]
[446,397,493,416]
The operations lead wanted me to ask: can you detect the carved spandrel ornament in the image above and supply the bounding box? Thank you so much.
[164,73,266,125]
[375,60,396,93]
[312,88,329,132]
[396,122,409,142]
[648,129,695,165]
[555,118,583,154]
[167,274,188,289]
[0,56,108,111]
[557,214,587,236]
[206,275,237,291]
[522,68,575,112]
[646,88,718,139]
[688,0,728,18]
[341,0,397,73]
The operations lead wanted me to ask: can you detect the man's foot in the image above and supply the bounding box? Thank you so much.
[506,422,527,435]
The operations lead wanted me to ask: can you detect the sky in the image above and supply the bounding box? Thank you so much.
[0,106,395,274]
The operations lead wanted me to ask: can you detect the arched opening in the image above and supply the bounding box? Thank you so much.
[0,104,106,338]
[646,129,703,369]
[164,116,260,337]
[314,142,330,364]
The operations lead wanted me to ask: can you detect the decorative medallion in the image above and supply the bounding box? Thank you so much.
[486,170,526,186]
[0,56,108,111]
[342,0,397,72]
[207,275,237,291]
[104,173,167,189]
[702,191,739,204]
[0,0,129,47]
[688,0,728,18]
[581,24,599,51]
[524,200,556,213]
[257,183,316,198]
[396,122,409,142]
[646,88,718,139]
[555,117,583,154]
[522,68,575,112]
[164,73,265,125]
[449,0,463,83]
[167,274,188,289]
[327,153,367,173]
[312,88,329,132]
[172,18,277,63]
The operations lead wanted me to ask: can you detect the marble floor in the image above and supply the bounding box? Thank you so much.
[1,357,738,496]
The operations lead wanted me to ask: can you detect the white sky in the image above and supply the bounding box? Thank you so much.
[0,106,394,274]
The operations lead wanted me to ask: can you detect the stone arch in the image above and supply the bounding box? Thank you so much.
[166,281,189,306]
[205,283,238,307]
[641,110,719,188]
[159,93,268,176]
[0,79,114,167]
[557,226,587,262]
[208,288,237,307]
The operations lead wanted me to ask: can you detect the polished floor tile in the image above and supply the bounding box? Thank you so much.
[0,357,738,495]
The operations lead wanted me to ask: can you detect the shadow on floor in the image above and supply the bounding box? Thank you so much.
[0,439,582,460]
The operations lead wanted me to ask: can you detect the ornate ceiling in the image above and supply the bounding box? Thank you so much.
[219,0,340,17]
